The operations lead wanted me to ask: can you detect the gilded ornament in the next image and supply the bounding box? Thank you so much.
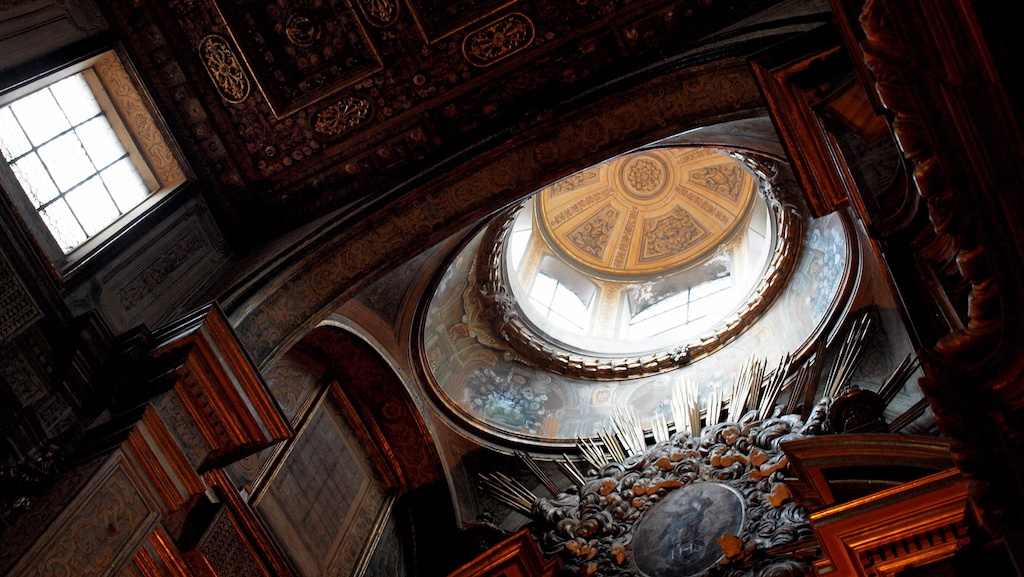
[568,206,619,259]
[551,171,596,194]
[314,97,372,135]
[285,13,322,46]
[620,154,671,200]
[625,159,663,195]
[198,35,250,104]
[690,164,745,202]
[463,13,535,67]
[640,206,709,260]
[358,0,398,26]
[521,413,819,576]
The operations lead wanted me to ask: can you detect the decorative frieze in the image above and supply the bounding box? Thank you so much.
[116,228,207,313]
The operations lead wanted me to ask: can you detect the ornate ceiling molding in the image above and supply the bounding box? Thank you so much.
[535,148,757,279]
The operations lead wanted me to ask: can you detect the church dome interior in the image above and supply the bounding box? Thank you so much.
[0,0,1022,576]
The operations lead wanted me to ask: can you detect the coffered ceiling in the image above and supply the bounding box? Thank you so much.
[101,0,823,248]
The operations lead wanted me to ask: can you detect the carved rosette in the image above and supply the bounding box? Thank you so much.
[197,35,250,104]
[474,156,805,380]
[314,97,372,135]
[357,0,399,27]
[463,13,535,67]
[284,13,322,46]
[530,414,815,576]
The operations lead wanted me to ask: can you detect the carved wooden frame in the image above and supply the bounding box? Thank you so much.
[749,25,860,218]
[809,468,970,577]
[527,414,817,576]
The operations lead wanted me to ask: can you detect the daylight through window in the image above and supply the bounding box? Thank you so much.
[0,73,153,253]
[499,148,776,358]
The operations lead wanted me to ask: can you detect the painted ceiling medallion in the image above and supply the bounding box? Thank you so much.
[622,154,670,200]
[538,148,756,279]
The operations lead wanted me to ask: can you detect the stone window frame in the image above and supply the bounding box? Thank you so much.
[0,47,188,276]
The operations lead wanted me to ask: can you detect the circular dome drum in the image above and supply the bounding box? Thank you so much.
[536,148,757,278]
[420,146,853,442]
[476,147,804,380]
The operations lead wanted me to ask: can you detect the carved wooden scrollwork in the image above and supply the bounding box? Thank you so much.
[527,413,817,576]
[852,0,1016,532]
[198,35,250,104]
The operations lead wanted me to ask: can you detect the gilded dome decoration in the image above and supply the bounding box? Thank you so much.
[537,148,757,278]
[471,147,806,380]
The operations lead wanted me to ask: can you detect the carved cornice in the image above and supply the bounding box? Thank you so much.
[449,529,564,577]
[809,468,970,577]
[858,1,1001,363]
[121,303,293,471]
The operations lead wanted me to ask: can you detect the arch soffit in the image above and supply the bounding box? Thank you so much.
[299,325,447,490]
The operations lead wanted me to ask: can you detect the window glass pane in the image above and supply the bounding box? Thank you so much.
[39,198,87,252]
[76,117,125,169]
[0,108,31,159]
[64,175,118,235]
[49,75,101,125]
[102,158,148,211]
[530,274,557,305]
[37,131,95,191]
[553,285,588,320]
[630,292,686,324]
[0,64,173,255]
[509,229,531,269]
[687,305,710,323]
[10,90,70,146]
[690,276,731,299]
[11,153,59,207]
[548,310,584,333]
